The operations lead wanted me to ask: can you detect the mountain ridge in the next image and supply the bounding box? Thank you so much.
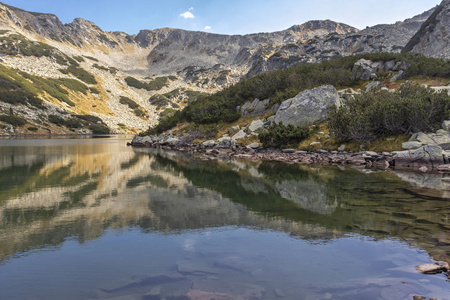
[0,1,443,135]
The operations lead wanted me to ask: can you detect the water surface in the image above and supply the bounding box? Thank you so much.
[0,137,449,299]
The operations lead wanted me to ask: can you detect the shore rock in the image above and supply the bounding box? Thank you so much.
[203,140,216,147]
[415,262,449,274]
[232,129,247,140]
[274,85,340,127]
[402,141,422,150]
[394,145,444,167]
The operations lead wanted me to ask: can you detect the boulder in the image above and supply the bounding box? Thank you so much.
[165,137,180,146]
[132,135,144,144]
[365,81,380,91]
[412,131,450,150]
[337,144,346,152]
[415,262,449,274]
[352,59,373,81]
[248,119,265,133]
[232,129,247,140]
[393,61,408,71]
[384,60,396,71]
[203,140,216,147]
[247,143,260,149]
[394,145,445,168]
[229,126,240,133]
[273,85,340,127]
[436,129,448,135]
[443,120,450,131]
[371,61,385,73]
[390,70,404,82]
[217,136,236,148]
[402,141,422,150]
[415,132,437,145]
[240,98,276,117]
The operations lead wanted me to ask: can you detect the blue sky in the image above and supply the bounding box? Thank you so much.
[1,0,442,35]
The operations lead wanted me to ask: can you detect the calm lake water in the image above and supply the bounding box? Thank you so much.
[0,136,449,300]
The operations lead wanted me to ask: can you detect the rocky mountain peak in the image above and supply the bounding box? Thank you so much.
[404,0,450,59]
[288,20,358,35]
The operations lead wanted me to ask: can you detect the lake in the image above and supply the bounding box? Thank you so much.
[0,136,449,300]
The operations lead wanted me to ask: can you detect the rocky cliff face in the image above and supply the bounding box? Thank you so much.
[404,0,450,59]
[0,1,439,134]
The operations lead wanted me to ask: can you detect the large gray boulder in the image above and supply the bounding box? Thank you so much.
[273,85,340,127]
[351,59,373,81]
[164,137,180,146]
[410,131,450,150]
[216,136,236,148]
[394,145,444,168]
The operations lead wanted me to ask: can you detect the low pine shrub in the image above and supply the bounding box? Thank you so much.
[328,84,450,143]
[259,122,310,148]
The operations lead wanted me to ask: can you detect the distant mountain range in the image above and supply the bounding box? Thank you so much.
[0,0,447,134]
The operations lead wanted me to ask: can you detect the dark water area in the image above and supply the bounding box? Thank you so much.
[0,136,449,299]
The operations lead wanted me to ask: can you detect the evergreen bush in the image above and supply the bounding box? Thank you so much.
[259,122,310,148]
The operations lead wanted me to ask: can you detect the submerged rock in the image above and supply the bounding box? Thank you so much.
[415,262,449,274]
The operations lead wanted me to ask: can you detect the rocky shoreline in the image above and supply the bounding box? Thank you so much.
[129,135,450,173]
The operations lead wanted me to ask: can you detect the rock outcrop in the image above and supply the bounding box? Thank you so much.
[274,85,340,127]
[404,0,450,59]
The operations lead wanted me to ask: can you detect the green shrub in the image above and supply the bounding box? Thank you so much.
[125,76,169,91]
[0,115,27,126]
[149,94,170,108]
[75,115,103,124]
[27,126,38,132]
[84,56,99,62]
[56,78,88,94]
[141,111,182,135]
[89,124,110,134]
[125,76,147,89]
[59,66,97,84]
[259,122,310,148]
[48,115,66,126]
[147,77,169,90]
[92,64,109,71]
[119,96,139,109]
[89,87,100,94]
[0,34,56,57]
[73,56,85,62]
[328,84,450,143]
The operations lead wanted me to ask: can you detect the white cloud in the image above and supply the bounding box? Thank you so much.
[188,7,194,11]
[180,11,195,19]
[204,26,211,30]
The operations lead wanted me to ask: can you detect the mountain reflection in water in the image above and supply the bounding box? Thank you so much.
[0,138,449,299]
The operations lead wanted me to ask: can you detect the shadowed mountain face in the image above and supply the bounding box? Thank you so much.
[404,0,450,59]
[1,139,450,268]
